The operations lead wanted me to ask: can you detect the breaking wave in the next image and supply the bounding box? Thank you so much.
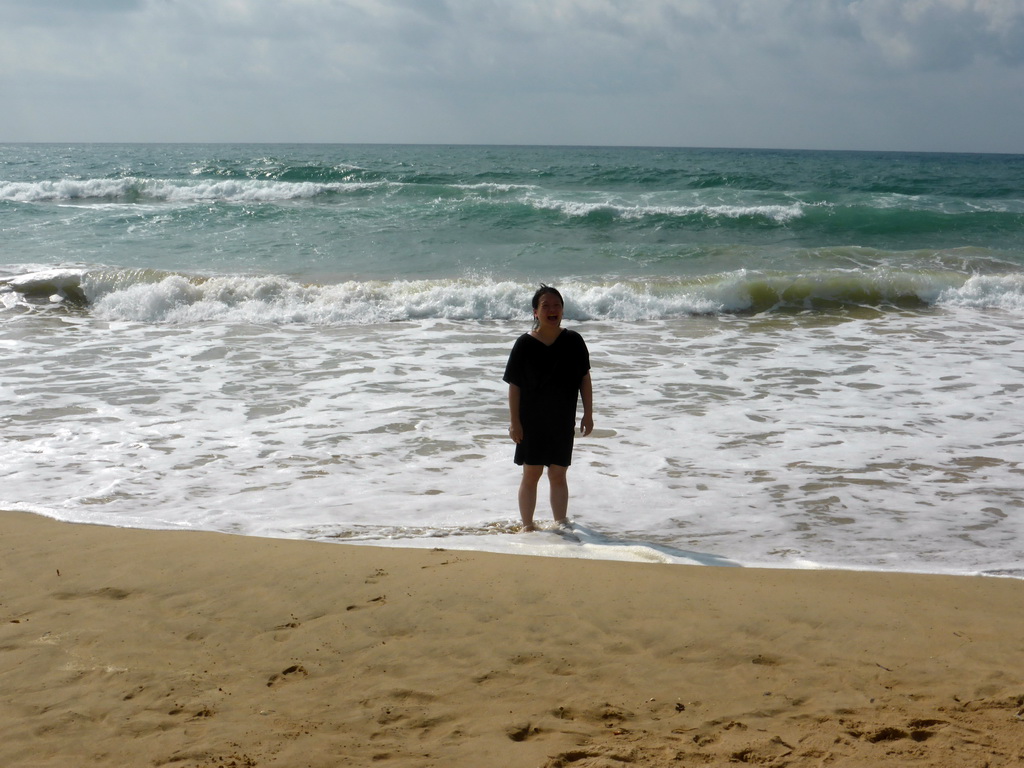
[5,266,1024,324]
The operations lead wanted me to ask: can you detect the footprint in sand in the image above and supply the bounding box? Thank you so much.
[266,664,307,687]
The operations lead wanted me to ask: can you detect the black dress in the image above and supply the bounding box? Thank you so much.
[503,329,591,467]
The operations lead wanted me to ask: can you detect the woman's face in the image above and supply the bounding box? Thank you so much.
[534,293,563,328]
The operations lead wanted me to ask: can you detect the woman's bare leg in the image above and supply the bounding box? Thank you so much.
[548,464,569,523]
[518,464,544,531]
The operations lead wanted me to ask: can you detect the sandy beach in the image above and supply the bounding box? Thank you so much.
[1,510,1022,767]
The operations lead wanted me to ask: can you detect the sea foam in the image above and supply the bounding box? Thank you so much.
[6,267,1018,323]
[0,178,388,204]
[4,307,1024,576]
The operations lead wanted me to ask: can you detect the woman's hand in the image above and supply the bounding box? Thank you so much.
[509,421,524,444]
[579,373,594,437]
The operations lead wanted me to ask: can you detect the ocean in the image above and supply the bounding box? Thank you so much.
[3,143,1024,577]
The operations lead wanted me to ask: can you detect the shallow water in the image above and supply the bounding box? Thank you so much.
[3,306,1023,576]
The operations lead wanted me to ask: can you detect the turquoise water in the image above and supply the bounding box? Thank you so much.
[3,144,1024,575]
[4,143,1023,289]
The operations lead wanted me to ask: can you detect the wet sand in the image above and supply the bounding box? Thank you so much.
[2,510,1022,767]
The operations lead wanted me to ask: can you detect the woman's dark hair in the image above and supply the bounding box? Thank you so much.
[532,284,563,310]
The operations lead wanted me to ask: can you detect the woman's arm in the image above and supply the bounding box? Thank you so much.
[508,383,524,443]
[579,372,593,436]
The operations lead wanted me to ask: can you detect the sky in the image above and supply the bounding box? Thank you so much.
[1,0,1023,153]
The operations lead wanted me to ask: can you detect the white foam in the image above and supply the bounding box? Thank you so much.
[1,176,804,225]
[3,307,1024,576]
[527,194,804,223]
[12,269,966,325]
[0,179,135,202]
[937,273,1024,311]
[0,177,390,204]
[2,264,1015,328]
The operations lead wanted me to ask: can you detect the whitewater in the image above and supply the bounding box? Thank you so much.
[3,143,1024,577]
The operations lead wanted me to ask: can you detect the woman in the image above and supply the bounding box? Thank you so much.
[503,285,593,532]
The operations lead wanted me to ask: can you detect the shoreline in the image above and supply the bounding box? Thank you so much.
[2,510,1022,767]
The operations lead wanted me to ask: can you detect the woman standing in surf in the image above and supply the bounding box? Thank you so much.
[504,285,594,532]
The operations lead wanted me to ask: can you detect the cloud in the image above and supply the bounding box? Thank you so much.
[845,0,1024,69]
[0,0,1021,150]
[0,0,144,26]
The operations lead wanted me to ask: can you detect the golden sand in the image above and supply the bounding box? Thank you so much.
[2,511,1022,767]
